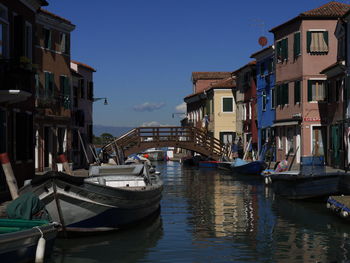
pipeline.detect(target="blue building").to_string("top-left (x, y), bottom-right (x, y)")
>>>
top-left (250, 46), bottom-right (275, 157)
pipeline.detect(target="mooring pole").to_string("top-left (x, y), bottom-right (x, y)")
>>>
top-left (0, 153), bottom-right (18, 200)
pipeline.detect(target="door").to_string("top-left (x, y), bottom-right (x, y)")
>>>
top-left (312, 126), bottom-right (327, 158)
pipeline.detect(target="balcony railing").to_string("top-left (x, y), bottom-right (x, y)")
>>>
top-left (0, 58), bottom-right (35, 93)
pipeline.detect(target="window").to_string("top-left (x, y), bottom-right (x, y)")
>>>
top-left (294, 32), bottom-right (301, 58)
top-left (308, 80), bottom-right (326, 102)
top-left (276, 83), bottom-right (289, 106)
top-left (294, 81), bottom-right (301, 104)
top-left (277, 38), bottom-right (288, 62)
top-left (222, 97), bottom-right (233, 112)
top-left (43, 28), bottom-right (52, 49)
top-left (220, 132), bottom-right (235, 145)
top-left (271, 87), bottom-right (276, 109)
top-left (262, 91), bottom-right (267, 111)
top-left (60, 32), bottom-right (69, 54)
top-left (24, 22), bottom-right (32, 60)
top-left (44, 72), bottom-right (54, 98)
top-left (307, 30), bottom-right (328, 54)
top-left (60, 76), bottom-right (70, 109)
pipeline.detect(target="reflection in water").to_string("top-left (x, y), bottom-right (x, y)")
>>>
top-left (49, 212), bottom-right (163, 263)
top-left (48, 162), bottom-right (350, 263)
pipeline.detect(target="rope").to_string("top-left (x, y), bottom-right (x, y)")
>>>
top-left (33, 226), bottom-right (44, 238)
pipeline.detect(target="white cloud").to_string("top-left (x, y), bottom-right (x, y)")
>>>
top-left (133, 102), bottom-right (165, 112)
top-left (141, 121), bottom-right (169, 127)
top-left (175, 102), bottom-right (186, 113)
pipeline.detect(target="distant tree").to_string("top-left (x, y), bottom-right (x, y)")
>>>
top-left (100, 133), bottom-right (115, 144)
top-left (93, 135), bottom-right (102, 145)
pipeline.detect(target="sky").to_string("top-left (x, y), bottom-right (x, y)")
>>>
top-left (46, 0), bottom-right (347, 127)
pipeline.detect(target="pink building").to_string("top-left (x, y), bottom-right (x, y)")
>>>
top-left (270, 1), bottom-right (350, 165)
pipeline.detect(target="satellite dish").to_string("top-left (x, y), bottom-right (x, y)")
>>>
top-left (258, 36), bottom-right (268, 48)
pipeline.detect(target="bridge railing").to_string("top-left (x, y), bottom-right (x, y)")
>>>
top-left (102, 126), bottom-right (228, 158)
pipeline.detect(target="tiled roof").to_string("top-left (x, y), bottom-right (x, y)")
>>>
top-left (192, 72), bottom-right (231, 81)
top-left (71, 60), bottom-right (96, 72)
top-left (270, 1), bottom-right (350, 32)
top-left (210, 77), bottom-right (236, 88)
top-left (185, 77), bottom-right (236, 99)
top-left (232, 61), bottom-right (256, 74)
top-left (39, 9), bottom-right (74, 25)
top-left (250, 45), bottom-right (274, 58)
top-left (301, 1), bottom-right (350, 17)
top-left (320, 61), bottom-right (345, 74)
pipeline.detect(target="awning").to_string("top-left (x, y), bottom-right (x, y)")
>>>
top-left (272, 121), bottom-right (299, 127)
top-left (0, 90), bottom-right (32, 104)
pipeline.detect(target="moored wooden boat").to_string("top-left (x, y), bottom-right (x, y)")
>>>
top-left (265, 171), bottom-right (343, 199)
top-left (230, 158), bottom-right (267, 175)
top-left (327, 195), bottom-right (350, 219)
top-left (0, 219), bottom-right (58, 263)
top-left (19, 164), bottom-right (163, 234)
top-left (198, 160), bottom-right (219, 168)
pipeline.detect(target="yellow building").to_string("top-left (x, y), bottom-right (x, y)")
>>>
top-left (184, 73), bottom-right (237, 145)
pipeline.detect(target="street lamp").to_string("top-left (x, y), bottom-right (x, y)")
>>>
top-left (93, 97), bottom-right (108, 105)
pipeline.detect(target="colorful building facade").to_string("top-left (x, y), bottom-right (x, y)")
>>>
top-left (250, 46), bottom-right (276, 155)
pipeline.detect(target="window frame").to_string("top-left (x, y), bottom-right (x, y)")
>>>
top-left (307, 29), bottom-right (329, 54)
top-left (307, 78), bottom-right (327, 102)
top-left (222, 96), bottom-right (234, 113)
top-left (293, 31), bottom-right (301, 58)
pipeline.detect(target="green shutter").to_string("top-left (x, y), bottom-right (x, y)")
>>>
top-left (49, 73), bottom-right (54, 97)
top-left (307, 31), bottom-right (311, 53)
top-left (323, 31), bottom-right (329, 48)
top-left (308, 80), bottom-right (312, 101)
top-left (294, 32), bottom-right (300, 58)
top-left (63, 77), bottom-right (70, 109)
top-left (206, 99), bottom-right (210, 115)
top-left (276, 85), bottom-right (280, 106)
top-left (277, 41), bottom-right (281, 59)
top-left (294, 81), bottom-right (300, 104)
top-left (48, 30), bottom-right (52, 50)
top-left (284, 38), bottom-right (288, 60)
top-left (285, 83), bottom-right (289, 105)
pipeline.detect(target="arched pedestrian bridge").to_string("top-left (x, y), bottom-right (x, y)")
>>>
top-left (102, 126), bottom-right (228, 161)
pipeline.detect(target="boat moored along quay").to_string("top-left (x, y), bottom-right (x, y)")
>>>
top-left (0, 219), bottom-right (59, 263)
top-left (19, 165), bottom-right (163, 234)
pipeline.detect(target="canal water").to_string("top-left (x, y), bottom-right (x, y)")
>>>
top-left (49, 162), bottom-right (350, 263)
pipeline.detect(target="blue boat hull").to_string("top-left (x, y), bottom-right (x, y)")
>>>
top-left (198, 161), bottom-right (218, 168)
top-left (231, 161), bottom-right (266, 175)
